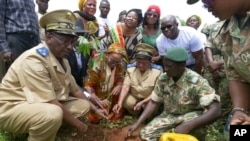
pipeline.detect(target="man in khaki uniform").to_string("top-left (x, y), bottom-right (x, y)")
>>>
top-left (126, 47), bottom-right (221, 141)
top-left (113, 43), bottom-right (162, 116)
top-left (0, 9), bottom-right (106, 141)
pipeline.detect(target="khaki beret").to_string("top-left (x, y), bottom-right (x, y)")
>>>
top-left (187, 0), bottom-right (199, 4)
top-left (40, 9), bottom-right (77, 36)
top-left (164, 47), bottom-right (188, 62)
top-left (135, 43), bottom-right (156, 60)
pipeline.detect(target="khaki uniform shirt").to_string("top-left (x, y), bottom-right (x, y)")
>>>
top-left (0, 43), bottom-right (79, 118)
top-left (151, 68), bottom-right (220, 115)
top-left (124, 64), bottom-right (162, 99)
top-left (220, 12), bottom-right (250, 83)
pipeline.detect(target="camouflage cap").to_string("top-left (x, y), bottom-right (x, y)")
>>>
top-left (40, 9), bottom-right (77, 36)
top-left (135, 43), bottom-right (156, 60)
top-left (187, 0), bottom-right (199, 4)
top-left (164, 47), bottom-right (188, 62)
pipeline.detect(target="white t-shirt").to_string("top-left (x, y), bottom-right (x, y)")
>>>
top-left (198, 32), bottom-right (207, 49)
top-left (156, 26), bottom-right (203, 66)
top-left (97, 16), bottom-right (113, 37)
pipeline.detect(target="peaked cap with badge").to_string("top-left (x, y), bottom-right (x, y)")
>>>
top-left (40, 9), bottom-right (77, 36)
top-left (135, 43), bottom-right (156, 60)
top-left (164, 47), bottom-right (189, 62)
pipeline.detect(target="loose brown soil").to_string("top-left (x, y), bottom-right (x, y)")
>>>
top-left (56, 123), bottom-right (143, 141)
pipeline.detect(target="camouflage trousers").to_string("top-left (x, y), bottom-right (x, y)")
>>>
top-left (203, 68), bottom-right (231, 116)
top-left (140, 111), bottom-right (206, 141)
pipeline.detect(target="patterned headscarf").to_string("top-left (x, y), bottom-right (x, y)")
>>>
top-left (106, 43), bottom-right (128, 61)
top-left (78, 0), bottom-right (97, 11)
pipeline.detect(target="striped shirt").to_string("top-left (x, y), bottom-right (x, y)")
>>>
top-left (0, 0), bottom-right (39, 53)
top-left (101, 29), bottom-right (142, 63)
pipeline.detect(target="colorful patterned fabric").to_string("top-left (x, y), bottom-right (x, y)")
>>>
top-left (101, 23), bottom-right (142, 63)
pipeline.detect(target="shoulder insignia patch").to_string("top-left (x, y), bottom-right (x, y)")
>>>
top-left (36, 47), bottom-right (49, 57)
top-left (127, 63), bottom-right (136, 68)
top-left (151, 64), bottom-right (162, 70)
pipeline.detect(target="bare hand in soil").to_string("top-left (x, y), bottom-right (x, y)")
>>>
top-left (113, 103), bottom-right (122, 115)
top-left (90, 94), bottom-right (104, 109)
top-left (95, 108), bottom-right (108, 119)
top-left (76, 123), bottom-right (88, 139)
top-left (101, 99), bottom-right (110, 108)
top-left (126, 124), bottom-right (138, 138)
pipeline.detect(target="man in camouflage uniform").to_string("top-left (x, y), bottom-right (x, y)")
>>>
top-left (187, 0), bottom-right (250, 126)
top-left (202, 21), bottom-right (231, 116)
top-left (126, 47), bottom-right (221, 141)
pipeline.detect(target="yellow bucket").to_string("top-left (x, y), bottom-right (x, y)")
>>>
top-left (159, 133), bottom-right (199, 141)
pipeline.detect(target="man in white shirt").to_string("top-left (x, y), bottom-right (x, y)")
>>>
top-left (156, 15), bottom-right (204, 74)
top-left (97, 0), bottom-right (113, 38)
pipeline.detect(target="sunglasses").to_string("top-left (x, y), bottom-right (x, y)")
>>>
top-left (147, 12), bottom-right (158, 18)
top-left (160, 25), bottom-right (173, 30)
top-left (202, 0), bottom-right (214, 9)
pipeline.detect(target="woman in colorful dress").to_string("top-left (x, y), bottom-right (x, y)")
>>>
top-left (84, 43), bottom-right (128, 123)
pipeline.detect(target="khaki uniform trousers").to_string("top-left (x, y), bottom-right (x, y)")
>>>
top-left (123, 94), bottom-right (142, 116)
top-left (0, 99), bottom-right (90, 141)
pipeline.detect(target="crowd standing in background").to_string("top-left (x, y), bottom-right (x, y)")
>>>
top-left (1, 0), bottom-right (250, 140)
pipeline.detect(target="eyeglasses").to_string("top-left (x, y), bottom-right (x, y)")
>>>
top-left (147, 12), bottom-right (158, 18)
top-left (202, 0), bottom-right (214, 9)
top-left (160, 25), bottom-right (173, 30)
top-left (51, 32), bottom-right (78, 47)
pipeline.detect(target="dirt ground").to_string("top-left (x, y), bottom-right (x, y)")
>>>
top-left (56, 123), bottom-right (143, 141)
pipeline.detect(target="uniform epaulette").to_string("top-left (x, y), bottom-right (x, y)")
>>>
top-left (151, 64), bottom-right (162, 70)
top-left (127, 63), bottom-right (136, 68)
top-left (36, 47), bottom-right (49, 57)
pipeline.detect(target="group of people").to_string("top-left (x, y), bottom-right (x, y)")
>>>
top-left (0, 0), bottom-right (250, 140)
